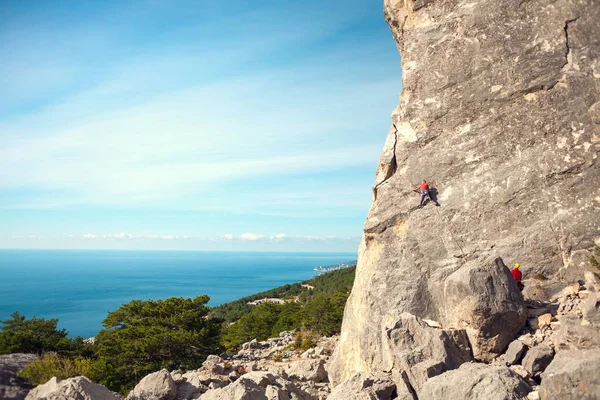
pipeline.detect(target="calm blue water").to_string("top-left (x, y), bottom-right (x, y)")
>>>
top-left (0, 250), bottom-right (356, 338)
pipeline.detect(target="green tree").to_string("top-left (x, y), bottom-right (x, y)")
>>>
top-left (299, 286), bottom-right (349, 336)
top-left (93, 295), bottom-right (222, 394)
top-left (0, 312), bottom-right (75, 355)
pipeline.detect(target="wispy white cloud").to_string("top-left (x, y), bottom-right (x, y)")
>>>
top-left (11, 235), bottom-right (43, 239)
top-left (239, 233), bottom-right (265, 241)
top-left (68, 232), bottom-right (360, 243)
top-left (0, 73), bottom-right (394, 210)
top-left (79, 233), bottom-right (190, 240)
top-left (0, 0), bottom-right (399, 250)
top-left (269, 233), bottom-right (288, 242)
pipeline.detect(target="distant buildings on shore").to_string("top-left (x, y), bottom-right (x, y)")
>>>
top-left (313, 260), bottom-right (357, 275)
top-left (247, 298), bottom-right (286, 306)
top-left (246, 260), bottom-right (356, 306)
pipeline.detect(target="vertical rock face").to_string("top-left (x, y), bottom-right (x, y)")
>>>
top-left (329, 0), bottom-right (600, 388)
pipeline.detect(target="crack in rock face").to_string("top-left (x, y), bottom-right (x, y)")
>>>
top-left (328, 0), bottom-right (600, 394)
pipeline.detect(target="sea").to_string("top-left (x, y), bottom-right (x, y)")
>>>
top-left (0, 250), bottom-right (356, 338)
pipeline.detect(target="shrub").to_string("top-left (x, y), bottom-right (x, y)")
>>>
top-left (590, 245), bottom-right (600, 270)
top-left (298, 287), bottom-right (349, 336)
top-left (288, 330), bottom-right (320, 352)
top-left (19, 352), bottom-right (94, 386)
top-left (534, 273), bottom-right (547, 280)
top-left (271, 351), bottom-right (284, 362)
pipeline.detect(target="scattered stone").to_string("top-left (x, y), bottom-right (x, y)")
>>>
top-left (200, 376), bottom-right (266, 400)
top-left (522, 346), bottom-right (554, 376)
top-left (207, 381), bottom-right (225, 390)
top-left (504, 340), bottom-right (527, 366)
top-left (201, 373), bottom-right (312, 400)
top-left (553, 315), bottom-right (600, 351)
top-left (301, 348), bottom-right (316, 359)
top-left (284, 359), bottom-right (327, 383)
top-left (241, 372), bottom-right (275, 388)
top-left (25, 376), bottom-right (121, 400)
top-left (554, 284), bottom-right (582, 300)
top-left (518, 334), bottom-right (535, 348)
top-left (528, 314), bottom-right (552, 330)
top-left (228, 371), bottom-right (240, 382)
top-left (174, 376), bottom-right (205, 400)
top-left (242, 339), bottom-right (260, 351)
top-left (326, 372), bottom-right (398, 400)
top-left (170, 371), bottom-right (184, 384)
top-left (526, 390), bottom-right (540, 400)
top-left (422, 319), bottom-right (442, 328)
top-left (509, 365), bottom-right (529, 380)
top-left (539, 349), bottom-right (600, 400)
top-left (202, 355), bottom-right (225, 375)
top-left (127, 369), bottom-right (177, 400)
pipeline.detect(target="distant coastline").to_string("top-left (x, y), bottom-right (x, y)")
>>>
top-left (313, 260), bottom-right (357, 275)
top-left (0, 250), bottom-right (357, 338)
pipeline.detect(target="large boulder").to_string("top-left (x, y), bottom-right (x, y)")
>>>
top-left (127, 369), bottom-right (177, 400)
top-left (25, 376), bottom-right (120, 400)
top-left (283, 359), bottom-right (327, 383)
top-left (329, 257), bottom-right (523, 385)
top-left (436, 260), bottom-right (527, 360)
top-left (384, 313), bottom-right (473, 393)
top-left (0, 353), bottom-right (37, 400)
top-left (420, 363), bottom-right (531, 400)
top-left (326, 372), bottom-right (400, 400)
top-left (539, 349), bottom-right (600, 400)
top-left (329, 0), bottom-right (600, 386)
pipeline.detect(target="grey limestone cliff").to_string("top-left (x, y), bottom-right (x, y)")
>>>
top-left (329, 0), bottom-right (600, 391)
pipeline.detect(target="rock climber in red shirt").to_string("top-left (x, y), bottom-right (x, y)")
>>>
top-left (415, 180), bottom-right (440, 208)
top-left (511, 263), bottom-right (524, 291)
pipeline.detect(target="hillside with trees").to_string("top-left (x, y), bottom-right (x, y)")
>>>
top-left (0, 265), bottom-right (356, 394)
top-left (211, 265), bottom-right (356, 322)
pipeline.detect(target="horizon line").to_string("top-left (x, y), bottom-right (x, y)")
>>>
top-left (0, 247), bottom-right (358, 254)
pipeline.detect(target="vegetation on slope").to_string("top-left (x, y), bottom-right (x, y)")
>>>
top-left (221, 285), bottom-right (350, 351)
top-left (2, 265), bottom-right (356, 394)
top-left (211, 265), bottom-right (356, 322)
top-left (93, 295), bottom-right (222, 393)
top-left (214, 265), bottom-right (356, 350)
top-left (19, 352), bottom-right (94, 386)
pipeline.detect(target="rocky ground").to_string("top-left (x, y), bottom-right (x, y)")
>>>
top-left (23, 332), bottom-right (337, 400)
top-left (0, 353), bottom-right (38, 400)
top-left (18, 271), bottom-right (600, 399)
top-left (327, 272), bottom-right (600, 400)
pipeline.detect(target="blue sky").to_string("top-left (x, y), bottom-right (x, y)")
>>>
top-left (0, 0), bottom-right (401, 252)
